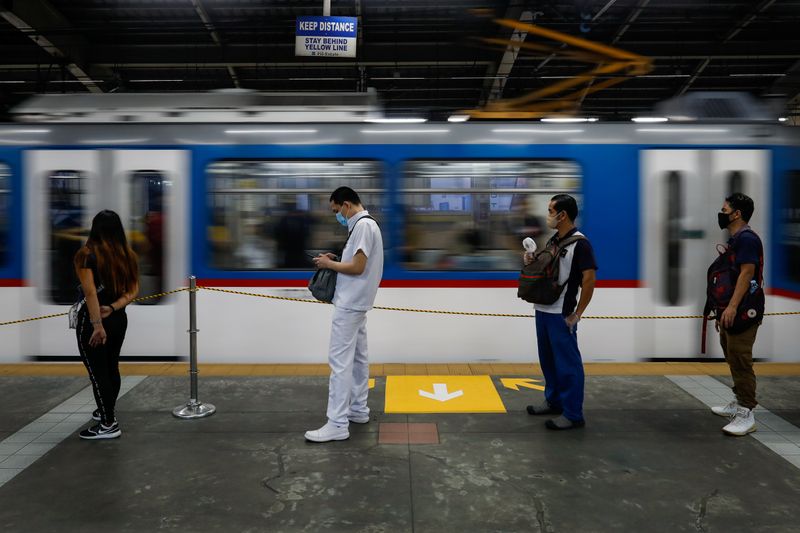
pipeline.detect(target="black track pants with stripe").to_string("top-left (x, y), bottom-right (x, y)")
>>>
top-left (76, 308), bottom-right (127, 426)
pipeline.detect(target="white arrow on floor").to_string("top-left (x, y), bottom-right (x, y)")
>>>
top-left (418, 383), bottom-right (464, 402)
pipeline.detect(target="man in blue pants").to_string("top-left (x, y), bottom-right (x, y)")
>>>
top-left (524, 194), bottom-right (597, 430)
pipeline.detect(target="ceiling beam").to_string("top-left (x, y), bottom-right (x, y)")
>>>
top-left (611, 0), bottom-right (650, 44)
top-left (676, 58), bottom-right (710, 96)
top-left (189, 0), bottom-right (240, 88)
top-left (485, 10), bottom-right (533, 104)
top-left (89, 61), bottom-right (495, 69)
top-left (768, 59), bottom-right (800, 102)
top-left (724, 0), bottom-right (777, 42)
top-left (0, 0), bottom-right (111, 93)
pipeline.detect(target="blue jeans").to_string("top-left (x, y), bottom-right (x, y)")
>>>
top-left (535, 311), bottom-right (585, 422)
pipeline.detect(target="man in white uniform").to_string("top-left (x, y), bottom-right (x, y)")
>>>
top-left (305, 187), bottom-right (383, 442)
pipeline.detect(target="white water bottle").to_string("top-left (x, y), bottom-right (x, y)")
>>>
top-left (523, 237), bottom-right (537, 254)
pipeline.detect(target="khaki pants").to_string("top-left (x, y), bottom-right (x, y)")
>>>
top-left (719, 324), bottom-right (760, 409)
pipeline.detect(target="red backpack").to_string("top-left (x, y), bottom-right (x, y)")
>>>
top-left (704, 228), bottom-right (764, 334)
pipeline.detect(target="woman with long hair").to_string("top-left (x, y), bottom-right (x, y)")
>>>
top-left (74, 210), bottom-right (139, 440)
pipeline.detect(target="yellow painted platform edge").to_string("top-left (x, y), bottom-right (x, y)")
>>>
top-left (1, 362), bottom-right (799, 377)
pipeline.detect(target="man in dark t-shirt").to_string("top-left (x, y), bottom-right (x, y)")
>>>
top-left (710, 193), bottom-right (764, 437)
top-left (524, 194), bottom-right (597, 430)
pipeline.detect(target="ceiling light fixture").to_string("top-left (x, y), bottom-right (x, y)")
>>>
top-left (0, 129), bottom-right (51, 134)
top-left (224, 129), bottom-right (318, 134)
top-left (541, 117), bottom-right (598, 123)
top-left (491, 128), bottom-right (583, 134)
top-left (631, 117), bottom-right (668, 123)
top-left (363, 117), bottom-right (427, 124)
top-left (636, 128), bottom-right (729, 133)
top-left (729, 73), bottom-right (786, 77)
top-left (360, 129), bottom-right (449, 134)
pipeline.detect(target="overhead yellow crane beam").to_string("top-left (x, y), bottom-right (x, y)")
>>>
top-left (466, 17), bottom-right (653, 119)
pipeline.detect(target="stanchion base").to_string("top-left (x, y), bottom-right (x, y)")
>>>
top-left (173, 401), bottom-right (216, 419)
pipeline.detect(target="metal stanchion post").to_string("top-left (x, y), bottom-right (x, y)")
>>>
top-left (173, 276), bottom-right (216, 419)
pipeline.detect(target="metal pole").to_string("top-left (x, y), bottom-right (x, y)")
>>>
top-left (173, 276), bottom-right (216, 419)
top-left (323, 0), bottom-right (330, 16)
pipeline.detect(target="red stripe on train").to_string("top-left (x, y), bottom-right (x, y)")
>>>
top-left (0, 279), bottom-right (25, 287)
top-left (196, 278), bottom-right (641, 289)
top-left (768, 288), bottom-right (800, 300)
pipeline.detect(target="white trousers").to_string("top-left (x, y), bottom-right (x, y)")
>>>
top-left (326, 306), bottom-right (370, 426)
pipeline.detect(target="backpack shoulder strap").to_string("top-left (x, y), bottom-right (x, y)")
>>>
top-left (555, 234), bottom-right (585, 249)
top-left (729, 228), bottom-right (764, 284)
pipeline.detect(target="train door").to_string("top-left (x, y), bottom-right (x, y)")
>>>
top-left (24, 150), bottom-right (188, 359)
top-left (639, 149), bottom-right (769, 358)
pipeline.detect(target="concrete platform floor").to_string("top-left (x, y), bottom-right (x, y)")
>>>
top-left (1, 373), bottom-right (799, 532)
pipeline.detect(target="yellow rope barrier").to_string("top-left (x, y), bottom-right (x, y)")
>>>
top-left (1, 284), bottom-right (798, 326)
top-left (0, 287), bottom-right (189, 326)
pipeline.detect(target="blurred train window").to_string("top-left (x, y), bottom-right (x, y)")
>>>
top-left (49, 171), bottom-right (85, 304)
top-left (401, 160), bottom-right (581, 270)
top-left (0, 164), bottom-right (9, 267)
top-left (785, 171), bottom-right (800, 284)
top-left (207, 161), bottom-right (384, 270)
top-left (664, 171), bottom-right (682, 306)
top-left (727, 170), bottom-right (745, 196)
top-left (130, 171), bottom-right (169, 303)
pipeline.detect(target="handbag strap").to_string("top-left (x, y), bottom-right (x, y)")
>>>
top-left (75, 283), bottom-right (105, 306)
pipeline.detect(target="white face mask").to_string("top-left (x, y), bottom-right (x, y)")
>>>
top-left (546, 212), bottom-right (561, 229)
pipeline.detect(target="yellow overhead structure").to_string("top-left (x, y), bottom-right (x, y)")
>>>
top-left (466, 17), bottom-right (653, 119)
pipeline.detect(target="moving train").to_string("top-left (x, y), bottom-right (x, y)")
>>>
top-left (0, 91), bottom-right (798, 363)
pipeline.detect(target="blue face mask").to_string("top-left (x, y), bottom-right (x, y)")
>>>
top-left (335, 204), bottom-right (348, 227)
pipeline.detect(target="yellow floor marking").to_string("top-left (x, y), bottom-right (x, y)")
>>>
top-left (369, 378), bottom-right (375, 389)
top-left (500, 378), bottom-right (545, 391)
top-left (385, 375), bottom-right (506, 414)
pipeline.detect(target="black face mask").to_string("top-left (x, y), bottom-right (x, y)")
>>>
top-left (717, 212), bottom-right (732, 230)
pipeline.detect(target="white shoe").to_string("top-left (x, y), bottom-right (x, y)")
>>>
top-left (722, 406), bottom-right (756, 436)
top-left (712, 400), bottom-right (738, 418)
top-left (304, 422), bottom-right (349, 442)
top-left (348, 412), bottom-right (370, 424)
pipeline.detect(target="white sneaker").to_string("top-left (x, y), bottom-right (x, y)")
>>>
top-left (348, 412), bottom-right (370, 424)
top-left (304, 422), bottom-right (349, 442)
top-left (711, 400), bottom-right (738, 418)
top-left (722, 406), bottom-right (756, 436)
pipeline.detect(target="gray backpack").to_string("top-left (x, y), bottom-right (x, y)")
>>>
top-left (517, 235), bottom-right (584, 305)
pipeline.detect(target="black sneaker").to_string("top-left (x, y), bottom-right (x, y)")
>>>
top-left (526, 402), bottom-right (563, 416)
top-left (79, 421), bottom-right (121, 440)
top-left (91, 409), bottom-right (101, 422)
top-left (545, 415), bottom-right (585, 430)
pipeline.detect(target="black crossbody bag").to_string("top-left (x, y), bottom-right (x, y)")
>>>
top-left (308, 216), bottom-right (376, 303)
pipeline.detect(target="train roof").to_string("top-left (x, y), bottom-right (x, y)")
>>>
top-left (0, 121), bottom-right (797, 147)
top-left (9, 90), bottom-right (383, 124)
